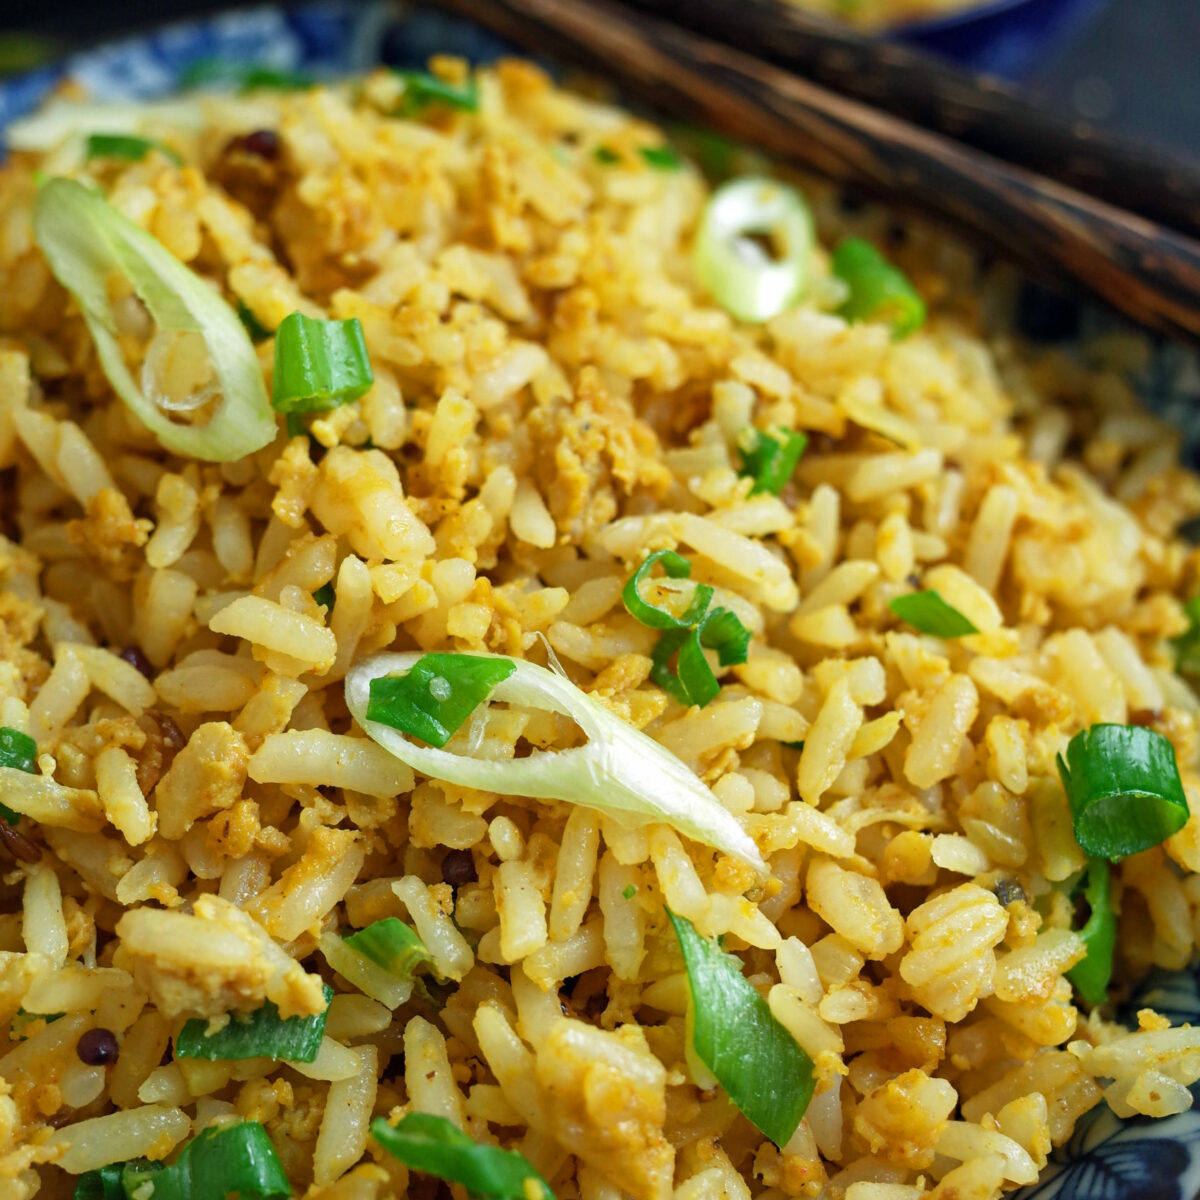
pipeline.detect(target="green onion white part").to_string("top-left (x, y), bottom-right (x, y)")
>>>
top-left (346, 651), bottom-right (765, 871)
top-left (33, 178), bottom-right (276, 461)
top-left (693, 177), bottom-right (814, 323)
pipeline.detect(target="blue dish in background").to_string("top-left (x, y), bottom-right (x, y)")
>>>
top-left (3, 5), bottom-right (1200, 1198)
top-left (894, 0), bottom-right (1112, 78)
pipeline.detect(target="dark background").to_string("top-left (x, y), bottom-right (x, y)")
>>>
top-left (0, 0), bottom-right (1194, 156)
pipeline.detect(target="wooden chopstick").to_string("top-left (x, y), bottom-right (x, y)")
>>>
top-left (623, 0), bottom-right (1200, 243)
top-left (433, 0), bottom-right (1200, 345)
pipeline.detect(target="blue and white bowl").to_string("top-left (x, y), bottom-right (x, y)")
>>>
top-left (2, 6), bottom-right (1198, 1196)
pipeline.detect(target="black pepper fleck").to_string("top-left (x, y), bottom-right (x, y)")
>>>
top-left (441, 849), bottom-right (477, 888)
top-left (76, 1028), bottom-right (119, 1066)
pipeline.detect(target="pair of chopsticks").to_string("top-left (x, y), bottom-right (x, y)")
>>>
top-left (434, 0), bottom-right (1200, 344)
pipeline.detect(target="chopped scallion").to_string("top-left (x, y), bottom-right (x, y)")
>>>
top-left (371, 1114), bottom-right (553, 1200)
top-left (693, 177), bottom-right (814, 323)
top-left (237, 301), bottom-right (270, 344)
top-left (0, 726), bottom-right (37, 825)
top-left (312, 582), bottom-right (336, 612)
top-left (344, 917), bottom-right (432, 980)
top-left (832, 237), bottom-right (926, 339)
top-left (1172, 596), bottom-right (1200, 675)
top-left (180, 59), bottom-right (314, 92)
top-left (175, 985), bottom-right (332, 1062)
top-left (622, 883), bottom-right (637, 900)
top-left (668, 910), bottom-right (814, 1145)
top-left (272, 312), bottom-right (374, 415)
top-left (1058, 724), bottom-right (1190, 860)
top-left (33, 178), bottom-right (276, 461)
top-left (394, 70), bottom-right (478, 115)
top-left (74, 1163), bottom-right (127, 1200)
top-left (86, 133), bottom-right (182, 165)
top-left (888, 590), bottom-right (979, 638)
top-left (1066, 859), bottom-right (1116, 1006)
top-left (367, 653), bottom-right (515, 749)
top-left (347, 652), bottom-right (765, 869)
top-left (622, 549), bottom-right (713, 632)
top-left (121, 1122), bottom-right (291, 1200)
top-left (739, 427), bottom-right (807, 495)
top-left (594, 145), bottom-right (681, 170)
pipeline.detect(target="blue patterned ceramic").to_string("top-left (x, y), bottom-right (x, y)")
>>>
top-left (2, 6), bottom-right (1198, 1197)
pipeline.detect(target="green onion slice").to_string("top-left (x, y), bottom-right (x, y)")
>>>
top-left (372, 1114), bottom-right (552, 1200)
top-left (344, 917), bottom-right (433, 979)
top-left (121, 1122), bottom-right (291, 1200)
top-left (1172, 596), bottom-right (1200, 675)
top-left (1066, 859), bottom-right (1117, 1007)
top-left (693, 177), bottom-right (814, 323)
top-left (346, 652), bottom-right (764, 869)
top-left (595, 145), bottom-right (681, 170)
top-left (652, 627), bottom-right (720, 709)
top-left (832, 237), bottom-right (926, 339)
top-left (1057, 723), bottom-right (1190, 860)
top-left (0, 726), bottom-right (37, 825)
top-left (622, 550), bottom-right (713, 632)
top-left (271, 312), bottom-right (374, 415)
top-left (394, 70), bottom-right (479, 115)
top-left (367, 654), bottom-right (516, 749)
top-left (888, 590), bottom-right (979, 638)
top-left (739, 428), bottom-right (808, 495)
top-left (312, 582), bottom-right (336, 612)
top-left (86, 133), bottom-right (182, 165)
top-left (33, 178), bottom-right (276, 462)
top-left (668, 910), bottom-right (814, 1146)
top-left (237, 301), bottom-right (271, 344)
top-left (175, 984), bottom-right (332, 1062)
top-left (180, 59), bottom-right (314, 92)
top-left (74, 1164), bottom-right (127, 1200)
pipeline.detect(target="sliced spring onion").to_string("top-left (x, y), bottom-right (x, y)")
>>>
top-left (344, 917), bottom-right (432, 979)
top-left (739, 428), bottom-right (808, 495)
top-left (175, 984), bottom-right (332, 1062)
top-left (312, 582), bottom-right (336, 612)
top-left (272, 312), bottom-right (374, 415)
top-left (1057, 724), bottom-right (1190, 860)
top-left (33, 178), bottom-right (276, 462)
top-left (1172, 596), bottom-right (1200, 675)
top-left (121, 1122), bottom-right (291, 1200)
top-left (622, 884), bottom-right (637, 899)
top-left (237, 301), bottom-right (271, 344)
top-left (86, 133), bottom-right (182, 165)
top-left (372, 1114), bottom-right (553, 1200)
top-left (346, 652), bottom-right (764, 869)
top-left (74, 1164), bottom-right (127, 1200)
top-left (0, 726), bottom-right (37, 825)
top-left (652, 627), bottom-right (720, 709)
top-left (1066, 859), bottom-right (1116, 1007)
top-left (180, 59), bottom-right (314, 92)
top-left (394, 70), bottom-right (479, 115)
top-left (888, 590), bottom-right (979, 638)
top-left (622, 550), bottom-right (713, 631)
top-left (668, 910), bottom-right (814, 1146)
top-left (832, 237), bottom-right (926, 339)
top-left (367, 654), bottom-right (516, 749)
top-left (693, 177), bottom-right (814, 323)
top-left (594, 145), bottom-right (681, 170)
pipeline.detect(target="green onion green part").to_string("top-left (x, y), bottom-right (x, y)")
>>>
top-left (739, 428), bottom-right (807, 495)
top-left (668, 909), bottom-right (814, 1145)
top-left (175, 985), bottom-right (332, 1062)
top-left (1172, 596), bottom-right (1200, 675)
top-left (693, 177), bottom-right (814, 323)
top-left (622, 549), bottom-right (713, 632)
top-left (888, 590), bottom-right (979, 638)
top-left (312, 582), bottom-right (336, 612)
top-left (344, 917), bottom-right (432, 980)
top-left (180, 59), bottom-right (314, 92)
top-left (74, 1164), bottom-right (127, 1200)
top-left (86, 133), bottom-right (182, 166)
top-left (1057, 723), bottom-right (1190, 860)
top-left (1066, 859), bottom-right (1117, 1006)
top-left (121, 1122), bottom-right (291, 1200)
top-left (394, 70), bottom-right (478, 115)
top-left (33, 178), bottom-right (276, 462)
top-left (832, 237), bottom-right (926, 339)
top-left (371, 1113), bottom-right (553, 1200)
top-left (366, 653), bottom-right (516, 749)
top-left (271, 312), bottom-right (374, 415)
top-left (622, 884), bottom-right (637, 899)
top-left (594, 145), bottom-right (681, 170)
top-left (237, 301), bottom-right (271, 344)
top-left (0, 726), bottom-right (37, 824)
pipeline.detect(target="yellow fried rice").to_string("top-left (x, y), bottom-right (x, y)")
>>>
top-left (1, 56), bottom-right (1200, 1200)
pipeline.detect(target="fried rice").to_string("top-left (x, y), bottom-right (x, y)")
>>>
top-left (1, 54), bottom-right (1200, 1200)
